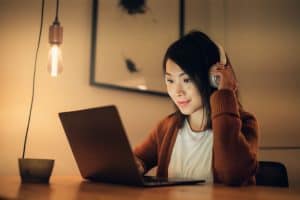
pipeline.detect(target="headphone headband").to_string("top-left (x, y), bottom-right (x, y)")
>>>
top-left (215, 43), bottom-right (227, 65)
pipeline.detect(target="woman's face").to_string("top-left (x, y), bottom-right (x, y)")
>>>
top-left (165, 59), bottom-right (203, 115)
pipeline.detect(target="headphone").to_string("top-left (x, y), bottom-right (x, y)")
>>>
top-left (209, 43), bottom-right (227, 88)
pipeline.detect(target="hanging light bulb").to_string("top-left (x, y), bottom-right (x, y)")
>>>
top-left (48, 0), bottom-right (63, 77)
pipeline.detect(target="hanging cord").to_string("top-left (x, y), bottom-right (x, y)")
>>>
top-left (54, 0), bottom-right (60, 24)
top-left (22, 0), bottom-right (45, 159)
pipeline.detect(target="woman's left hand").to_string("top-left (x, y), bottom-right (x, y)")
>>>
top-left (210, 55), bottom-right (238, 91)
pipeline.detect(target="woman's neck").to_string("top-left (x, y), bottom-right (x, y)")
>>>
top-left (187, 108), bottom-right (207, 132)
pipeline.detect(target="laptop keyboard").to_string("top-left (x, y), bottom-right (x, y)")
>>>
top-left (142, 175), bottom-right (205, 186)
top-left (143, 176), bottom-right (170, 184)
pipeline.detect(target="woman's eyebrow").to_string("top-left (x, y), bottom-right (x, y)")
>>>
top-left (165, 72), bottom-right (186, 77)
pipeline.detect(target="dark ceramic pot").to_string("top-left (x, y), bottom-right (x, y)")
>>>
top-left (18, 158), bottom-right (54, 183)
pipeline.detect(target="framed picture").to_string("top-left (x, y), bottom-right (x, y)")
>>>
top-left (90, 0), bottom-right (184, 96)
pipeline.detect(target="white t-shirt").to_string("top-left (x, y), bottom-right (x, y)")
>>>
top-left (168, 119), bottom-right (213, 183)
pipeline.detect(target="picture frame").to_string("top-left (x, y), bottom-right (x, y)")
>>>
top-left (90, 0), bottom-right (185, 96)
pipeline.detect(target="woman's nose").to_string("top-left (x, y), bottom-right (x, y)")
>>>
top-left (175, 83), bottom-right (185, 96)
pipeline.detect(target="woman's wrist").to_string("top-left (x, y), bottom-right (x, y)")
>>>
top-left (210, 89), bottom-right (240, 118)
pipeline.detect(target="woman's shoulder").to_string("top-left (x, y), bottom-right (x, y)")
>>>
top-left (158, 111), bottom-right (181, 127)
top-left (151, 112), bottom-right (181, 138)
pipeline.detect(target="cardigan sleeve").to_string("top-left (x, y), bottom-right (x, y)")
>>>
top-left (133, 121), bottom-right (162, 173)
top-left (210, 89), bottom-right (259, 186)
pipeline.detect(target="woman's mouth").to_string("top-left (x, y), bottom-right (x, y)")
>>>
top-left (177, 100), bottom-right (191, 107)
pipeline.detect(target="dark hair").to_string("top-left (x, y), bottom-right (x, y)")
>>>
top-left (163, 30), bottom-right (240, 130)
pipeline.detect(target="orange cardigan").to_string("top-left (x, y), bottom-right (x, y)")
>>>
top-left (134, 89), bottom-right (259, 186)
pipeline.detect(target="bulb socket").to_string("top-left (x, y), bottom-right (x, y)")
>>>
top-left (49, 22), bottom-right (63, 45)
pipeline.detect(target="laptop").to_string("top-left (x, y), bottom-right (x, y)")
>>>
top-left (58, 105), bottom-right (205, 187)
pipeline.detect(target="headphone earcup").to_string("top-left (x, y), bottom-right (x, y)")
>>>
top-left (209, 43), bottom-right (226, 88)
top-left (209, 74), bottom-right (219, 88)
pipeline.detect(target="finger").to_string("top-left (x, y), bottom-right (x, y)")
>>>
top-left (225, 63), bottom-right (232, 69)
top-left (210, 66), bottom-right (226, 74)
top-left (210, 63), bottom-right (220, 69)
top-left (213, 62), bottom-right (226, 67)
top-left (216, 62), bottom-right (225, 67)
top-left (211, 63), bottom-right (225, 71)
top-left (216, 66), bottom-right (226, 70)
top-left (209, 68), bottom-right (219, 74)
top-left (225, 53), bottom-right (232, 67)
top-left (215, 66), bottom-right (228, 72)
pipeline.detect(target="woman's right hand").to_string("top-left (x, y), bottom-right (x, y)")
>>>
top-left (134, 156), bottom-right (145, 175)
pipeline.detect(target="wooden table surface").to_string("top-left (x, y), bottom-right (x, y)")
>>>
top-left (0, 176), bottom-right (299, 200)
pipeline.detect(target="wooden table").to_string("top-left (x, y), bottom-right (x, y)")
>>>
top-left (0, 176), bottom-right (299, 200)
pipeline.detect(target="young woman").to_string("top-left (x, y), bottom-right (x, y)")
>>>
top-left (134, 31), bottom-right (259, 186)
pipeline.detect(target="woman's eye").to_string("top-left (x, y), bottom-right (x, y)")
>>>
top-left (183, 78), bottom-right (191, 83)
top-left (166, 79), bottom-right (174, 84)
